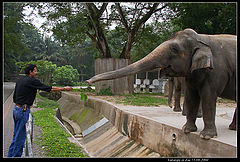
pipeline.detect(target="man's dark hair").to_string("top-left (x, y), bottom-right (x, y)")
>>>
top-left (24, 64), bottom-right (37, 75)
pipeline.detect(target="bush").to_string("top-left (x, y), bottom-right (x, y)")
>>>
top-left (53, 65), bottom-right (79, 86)
top-left (16, 60), bottom-right (57, 85)
top-left (97, 87), bottom-right (114, 96)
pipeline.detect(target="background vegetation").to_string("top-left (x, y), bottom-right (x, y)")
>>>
top-left (4, 2), bottom-right (236, 84)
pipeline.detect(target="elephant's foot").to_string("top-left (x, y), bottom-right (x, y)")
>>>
top-left (200, 128), bottom-right (217, 140)
top-left (229, 122), bottom-right (236, 130)
top-left (173, 106), bottom-right (182, 112)
top-left (182, 122), bottom-right (197, 133)
top-left (229, 108), bottom-right (236, 130)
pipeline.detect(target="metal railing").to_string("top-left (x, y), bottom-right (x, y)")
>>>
top-left (24, 114), bottom-right (33, 157)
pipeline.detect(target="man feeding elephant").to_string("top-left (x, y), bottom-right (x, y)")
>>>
top-left (8, 64), bottom-right (73, 157)
top-left (86, 28), bottom-right (236, 140)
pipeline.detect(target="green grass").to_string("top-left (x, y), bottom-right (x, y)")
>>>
top-left (72, 88), bottom-right (95, 93)
top-left (97, 87), bottom-right (114, 96)
top-left (32, 94), bottom-right (88, 157)
top-left (115, 93), bottom-right (168, 106)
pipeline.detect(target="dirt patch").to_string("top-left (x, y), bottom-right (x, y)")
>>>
top-left (216, 98), bottom-right (236, 108)
top-left (32, 124), bottom-right (47, 158)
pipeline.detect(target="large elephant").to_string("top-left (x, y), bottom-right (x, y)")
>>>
top-left (86, 28), bottom-right (236, 139)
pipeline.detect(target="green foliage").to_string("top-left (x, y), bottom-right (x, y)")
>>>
top-left (169, 3), bottom-right (236, 34)
top-left (3, 3), bottom-right (30, 80)
top-left (72, 88), bottom-right (95, 93)
top-left (131, 21), bottom-right (182, 62)
top-left (16, 60), bottom-right (83, 86)
top-left (4, 3), bottom-right (95, 82)
top-left (32, 94), bottom-right (87, 157)
top-left (16, 60), bottom-right (57, 85)
top-left (52, 65), bottom-right (80, 86)
top-left (4, 2), bottom-right (236, 82)
top-left (80, 93), bottom-right (88, 101)
top-left (28, 3), bottom-right (175, 59)
top-left (97, 87), bottom-right (114, 96)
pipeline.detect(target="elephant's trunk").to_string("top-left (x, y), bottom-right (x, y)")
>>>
top-left (86, 44), bottom-right (165, 85)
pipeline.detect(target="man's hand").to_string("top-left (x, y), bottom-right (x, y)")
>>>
top-left (63, 87), bottom-right (73, 91)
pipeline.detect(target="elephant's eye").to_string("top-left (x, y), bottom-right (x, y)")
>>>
top-left (170, 44), bottom-right (179, 54)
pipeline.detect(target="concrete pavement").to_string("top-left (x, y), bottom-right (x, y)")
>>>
top-left (3, 82), bottom-right (15, 157)
top-left (3, 82), bottom-right (15, 103)
top-left (117, 105), bottom-right (237, 147)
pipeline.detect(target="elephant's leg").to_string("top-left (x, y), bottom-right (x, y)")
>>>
top-left (173, 79), bottom-right (182, 112)
top-left (183, 99), bottom-right (202, 117)
top-left (168, 77), bottom-right (174, 108)
top-left (182, 87), bottom-right (200, 133)
top-left (182, 100), bottom-right (186, 116)
top-left (229, 108), bottom-right (236, 130)
top-left (199, 88), bottom-right (217, 139)
top-left (196, 101), bottom-right (202, 118)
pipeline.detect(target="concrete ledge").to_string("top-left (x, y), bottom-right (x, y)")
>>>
top-left (58, 92), bottom-right (237, 158)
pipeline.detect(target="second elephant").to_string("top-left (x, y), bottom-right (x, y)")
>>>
top-left (168, 77), bottom-right (202, 117)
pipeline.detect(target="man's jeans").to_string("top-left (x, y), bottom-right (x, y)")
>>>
top-left (8, 105), bottom-right (30, 157)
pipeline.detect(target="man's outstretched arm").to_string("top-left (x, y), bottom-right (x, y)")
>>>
top-left (51, 86), bottom-right (73, 92)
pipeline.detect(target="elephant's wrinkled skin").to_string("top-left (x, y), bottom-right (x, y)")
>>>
top-left (86, 29), bottom-right (236, 139)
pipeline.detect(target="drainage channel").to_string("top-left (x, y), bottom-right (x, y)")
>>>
top-left (56, 110), bottom-right (160, 158)
top-left (82, 117), bottom-right (108, 137)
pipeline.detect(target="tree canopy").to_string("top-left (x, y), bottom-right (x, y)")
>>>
top-left (3, 2), bottom-right (236, 82)
top-left (169, 3), bottom-right (236, 34)
top-left (28, 2), bottom-right (175, 59)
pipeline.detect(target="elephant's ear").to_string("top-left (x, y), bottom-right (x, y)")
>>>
top-left (190, 41), bottom-right (214, 72)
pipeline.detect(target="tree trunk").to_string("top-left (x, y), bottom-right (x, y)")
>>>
top-left (96, 26), bottom-right (111, 58)
top-left (119, 31), bottom-right (135, 59)
top-left (84, 3), bottom-right (111, 58)
top-left (117, 3), bottom-right (160, 59)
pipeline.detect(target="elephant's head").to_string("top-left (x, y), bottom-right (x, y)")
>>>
top-left (86, 28), bottom-right (214, 85)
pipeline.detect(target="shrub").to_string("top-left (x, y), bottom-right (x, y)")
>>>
top-left (53, 65), bottom-right (79, 86)
top-left (97, 87), bottom-right (114, 96)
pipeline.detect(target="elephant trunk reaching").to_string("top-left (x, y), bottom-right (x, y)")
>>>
top-left (86, 44), bottom-right (165, 85)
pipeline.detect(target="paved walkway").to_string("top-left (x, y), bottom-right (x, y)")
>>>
top-left (3, 82), bottom-right (15, 157)
top-left (116, 104), bottom-right (237, 147)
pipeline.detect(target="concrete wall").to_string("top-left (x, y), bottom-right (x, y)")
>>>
top-left (58, 92), bottom-right (236, 157)
top-left (94, 58), bottom-right (134, 95)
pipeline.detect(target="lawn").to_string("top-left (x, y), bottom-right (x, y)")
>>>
top-left (112, 93), bottom-right (169, 106)
top-left (31, 94), bottom-right (88, 157)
